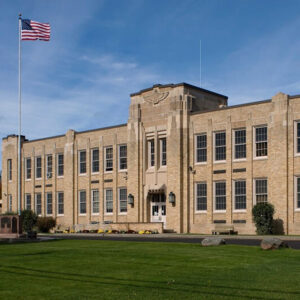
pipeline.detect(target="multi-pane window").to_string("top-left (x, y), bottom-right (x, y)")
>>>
top-left (25, 158), bottom-right (31, 180)
top-left (215, 181), bottom-right (226, 211)
top-left (57, 192), bottom-right (64, 215)
top-left (25, 194), bottom-right (31, 210)
top-left (91, 148), bottom-right (99, 173)
top-left (255, 179), bottom-right (268, 203)
top-left (297, 122), bottom-right (300, 154)
top-left (105, 147), bottom-right (113, 172)
top-left (234, 180), bottom-right (246, 210)
top-left (196, 182), bottom-right (207, 211)
top-left (296, 178), bottom-right (300, 209)
top-left (234, 129), bottom-right (246, 159)
top-left (160, 138), bottom-right (167, 166)
top-left (255, 126), bottom-right (268, 157)
top-left (196, 134), bottom-right (207, 163)
top-left (79, 190), bottom-right (86, 214)
top-left (119, 188), bottom-right (127, 213)
top-left (35, 193), bottom-right (42, 215)
top-left (46, 192), bottom-right (53, 215)
top-left (35, 156), bottom-right (42, 179)
top-left (7, 159), bottom-right (12, 181)
top-left (79, 150), bottom-right (87, 174)
top-left (105, 189), bottom-right (113, 214)
top-left (148, 139), bottom-right (155, 167)
top-left (8, 195), bottom-right (12, 212)
top-left (119, 145), bottom-right (127, 170)
top-left (46, 155), bottom-right (53, 179)
top-left (215, 132), bottom-right (226, 161)
top-left (57, 153), bottom-right (64, 177)
top-left (91, 189), bottom-right (99, 214)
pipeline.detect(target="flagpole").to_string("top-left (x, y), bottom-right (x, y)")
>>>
top-left (18, 13), bottom-right (22, 215)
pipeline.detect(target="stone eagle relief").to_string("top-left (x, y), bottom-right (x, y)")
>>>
top-left (143, 90), bottom-right (169, 105)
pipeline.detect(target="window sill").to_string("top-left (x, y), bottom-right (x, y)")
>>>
top-left (78, 173), bottom-right (87, 177)
top-left (118, 212), bottom-right (127, 215)
top-left (91, 172), bottom-right (100, 175)
top-left (25, 179), bottom-right (31, 182)
top-left (105, 213), bottom-right (113, 216)
top-left (92, 213), bottom-right (100, 216)
top-left (233, 210), bottom-right (247, 213)
top-left (253, 156), bottom-right (268, 161)
top-left (213, 210), bottom-right (226, 213)
top-left (213, 160), bottom-right (226, 164)
top-left (232, 159), bottom-right (246, 163)
top-left (195, 211), bottom-right (207, 214)
top-left (104, 171), bottom-right (113, 174)
top-left (57, 176), bottom-right (64, 179)
top-left (118, 169), bottom-right (127, 173)
top-left (57, 214), bottom-right (64, 217)
top-left (79, 214), bottom-right (87, 216)
top-left (35, 178), bottom-right (42, 181)
top-left (294, 209), bottom-right (300, 212)
top-left (195, 162), bottom-right (207, 166)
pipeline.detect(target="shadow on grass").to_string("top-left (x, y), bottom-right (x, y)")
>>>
top-left (0, 264), bottom-right (298, 299)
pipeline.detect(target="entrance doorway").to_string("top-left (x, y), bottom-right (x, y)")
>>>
top-left (150, 193), bottom-right (166, 229)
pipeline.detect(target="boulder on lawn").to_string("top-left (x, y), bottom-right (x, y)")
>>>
top-left (260, 237), bottom-right (288, 250)
top-left (201, 237), bottom-right (226, 246)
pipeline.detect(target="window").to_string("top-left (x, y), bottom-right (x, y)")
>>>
top-left (8, 194), bottom-right (12, 212)
top-left (234, 180), bottom-right (246, 210)
top-left (57, 192), bottom-right (64, 215)
top-left (91, 148), bottom-right (99, 173)
top-left (46, 192), bottom-right (53, 215)
top-left (25, 194), bottom-right (31, 210)
top-left (255, 179), bottom-right (268, 203)
top-left (91, 189), bottom-right (99, 214)
top-left (119, 145), bottom-right (127, 170)
top-left (296, 178), bottom-right (300, 210)
top-left (25, 158), bottom-right (31, 180)
top-left (234, 129), bottom-right (246, 159)
top-left (160, 138), bottom-right (167, 166)
top-left (57, 153), bottom-right (64, 177)
top-left (296, 122), bottom-right (300, 154)
top-left (119, 188), bottom-right (127, 213)
top-left (35, 193), bottom-right (42, 215)
top-left (148, 139), bottom-right (155, 167)
top-left (7, 159), bottom-right (12, 181)
top-left (35, 156), bottom-right (42, 179)
top-left (79, 190), bottom-right (86, 214)
top-left (105, 189), bottom-right (113, 214)
top-left (215, 132), bottom-right (226, 161)
top-left (46, 155), bottom-right (52, 179)
top-left (255, 126), bottom-right (267, 157)
top-left (105, 147), bottom-right (113, 172)
top-left (79, 150), bottom-right (87, 174)
top-left (196, 182), bottom-right (207, 211)
top-left (196, 134), bottom-right (207, 163)
top-left (215, 181), bottom-right (226, 211)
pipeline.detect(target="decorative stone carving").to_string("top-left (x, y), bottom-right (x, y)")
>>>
top-left (143, 90), bottom-right (169, 105)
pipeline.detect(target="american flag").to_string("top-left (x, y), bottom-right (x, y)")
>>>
top-left (21, 19), bottom-right (50, 41)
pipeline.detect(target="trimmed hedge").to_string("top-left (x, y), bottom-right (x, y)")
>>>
top-left (252, 202), bottom-right (275, 235)
top-left (37, 217), bottom-right (56, 233)
top-left (20, 210), bottom-right (38, 233)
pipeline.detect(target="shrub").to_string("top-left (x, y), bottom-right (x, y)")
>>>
top-left (20, 210), bottom-right (38, 233)
top-left (252, 202), bottom-right (275, 235)
top-left (37, 217), bottom-right (56, 233)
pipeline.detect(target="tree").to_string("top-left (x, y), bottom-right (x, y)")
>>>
top-left (20, 210), bottom-right (38, 233)
top-left (252, 202), bottom-right (275, 235)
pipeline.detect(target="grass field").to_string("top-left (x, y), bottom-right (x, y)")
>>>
top-left (0, 240), bottom-right (299, 299)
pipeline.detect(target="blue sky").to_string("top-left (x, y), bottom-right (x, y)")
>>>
top-left (1, 0), bottom-right (300, 168)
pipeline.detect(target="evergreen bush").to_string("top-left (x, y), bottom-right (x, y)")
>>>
top-left (20, 210), bottom-right (38, 233)
top-left (252, 202), bottom-right (275, 235)
top-left (37, 217), bottom-right (56, 233)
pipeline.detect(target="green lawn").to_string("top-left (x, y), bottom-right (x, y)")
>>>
top-left (0, 240), bottom-right (299, 299)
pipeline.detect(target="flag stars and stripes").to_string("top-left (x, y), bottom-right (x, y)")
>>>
top-left (21, 19), bottom-right (51, 41)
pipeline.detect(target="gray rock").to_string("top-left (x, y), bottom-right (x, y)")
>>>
top-left (201, 237), bottom-right (226, 246)
top-left (260, 237), bottom-right (288, 250)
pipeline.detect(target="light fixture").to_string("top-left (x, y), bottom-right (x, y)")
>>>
top-left (128, 194), bottom-right (134, 207)
top-left (168, 192), bottom-right (175, 205)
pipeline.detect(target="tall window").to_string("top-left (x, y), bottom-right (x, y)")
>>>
top-left (105, 147), bottom-right (113, 172)
top-left (79, 190), bottom-right (86, 215)
top-left (234, 180), bottom-right (246, 210)
top-left (196, 134), bottom-right (207, 163)
top-left (234, 129), bottom-right (246, 159)
top-left (57, 192), bottom-right (64, 215)
top-left (119, 145), bottom-right (127, 170)
top-left (296, 177), bottom-right (300, 209)
top-left (215, 181), bottom-right (226, 211)
top-left (46, 155), bottom-right (53, 179)
top-left (79, 150), bottom-right (87, 174)
top-left (91, 148), bottom-right (99, 173)
top-left (57, 153), bottom-right (64, 177)
top-left (255, 126), bottom-right (267, 157)
top-left (148, 139), bottom-right (155, 167)
top-left (215, 132), bottom-right (226, 161)
top-left (25, 194), bottom-right (31, 210)
top-left (25, 158), bottom-right (31, 180)
top-left (35, 156), bottom-right (42, 179)
top-left (255, 179), bottom-right (268, 203)
top-left (46, 192), bottom-right (53, 215)
top-left (7, 159), bottom-right (12, 181)
top-left (91, 189), bottom-right (99, 214)
top-left (35, 193), bottom-right (42, 215)
top-left (196, 182), bottom-right (207, 211)
top-left (297, 122), bottom-right (300, 154)
top-left (105, 189), bottom-right (113, 214)
top-left (8, 195), bottom-right (12, 212)
top-left (160, 138), bottom-right (167, 166)
top-left (119, 188), bottom-right (127, 213)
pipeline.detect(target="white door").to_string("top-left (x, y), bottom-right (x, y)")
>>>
top-left (151, 202), bottom-right (166, 228)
